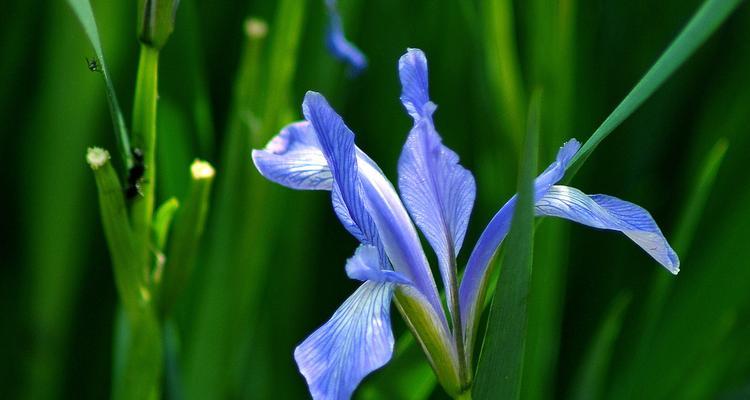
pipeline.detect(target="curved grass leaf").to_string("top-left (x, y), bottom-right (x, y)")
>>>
top-left (66, 0), bottom-right (132, 169)
top-left (473, 90), bottom-right (540, 400)
top-left (565, 0), bottom-right (743, 179)
top-left (567, 293), bottom-right (631, 400)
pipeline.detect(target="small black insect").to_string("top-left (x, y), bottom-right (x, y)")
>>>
top-left (86, 56), bottom-right (102, 73)
top-left (125, 148), bottom-right (146, 200)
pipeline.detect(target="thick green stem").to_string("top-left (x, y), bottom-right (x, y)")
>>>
top-left (130, 45), bottom-right (160, 267)
top-left (88, 148), bottom-right (163, 400)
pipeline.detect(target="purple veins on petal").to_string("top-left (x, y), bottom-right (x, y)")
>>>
top-left (294, 281), bottom-right (395, 400)
top-left (302, 91), bottom-right (445, 320)
top-left (397, 48), bottom-right (476, 324)
top-left (536, 186), bottom-right (680, 273)
top-left (324, 0), bottom-right (367, 75)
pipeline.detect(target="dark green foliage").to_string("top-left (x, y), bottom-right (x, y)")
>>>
top-left (1, 0), bottom-right (748, 399)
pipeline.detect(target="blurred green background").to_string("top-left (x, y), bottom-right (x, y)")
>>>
top-left (1, 0), bottom-right (749, 398)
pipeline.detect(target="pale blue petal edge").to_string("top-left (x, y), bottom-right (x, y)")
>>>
top-left (346, 245), bottom-right (412, 284)
top-left (251, 121), bottom-right (333, 190)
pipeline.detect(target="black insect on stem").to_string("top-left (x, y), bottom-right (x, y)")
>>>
top-left (85, 57), bottom-right (102, 73)
top-left (125, 148), bottom-right (145, 200)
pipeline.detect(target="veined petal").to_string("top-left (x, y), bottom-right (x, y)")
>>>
top-left (536, 186), bottom-right (679, 273)
top-left (324, 0), bottom-right (367, 74)
top-left (251, 121), bottom-right (333, 190)
top-left (303, 91), bottom-right (380, 248)
top-left (346, 245), bottom-right (462, 396)
top-left (303, 91), bottom-right (445, 320)
top-left (398, 48), bottom-right (476, 324)
top-left (346, 245), bottom-right (411, 284)
top-left (399, 48), bottom-right (434, 120)
top-left (533, 139), bottom-right (581, 198)
top-left (295, 281), bottom-right (395, 400)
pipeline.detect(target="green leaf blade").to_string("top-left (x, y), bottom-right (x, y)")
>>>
top-left (66, 0), bottom-right (132, 168)
top-left (566, 0), bottom-right (743, 179)
top-left (473, 90), bottom-right (541, 400)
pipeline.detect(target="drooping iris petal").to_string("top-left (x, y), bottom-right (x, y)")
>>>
top-left (536, 186), bottom-right (680, 273)
top-left (344, 245), bottom-right (462, 396)
top-left (324, 0), bottom-right (367, 74)
top-left (251, 121), bottom-right (333, 190)
top-left (346, 245), bottom-right (411, 284)
top-left (294, 281), bottom-right (395, 400)
top-left (303, 91), bottom-right (445, 319)
top-left (398, 48), bottom-right (476, 324)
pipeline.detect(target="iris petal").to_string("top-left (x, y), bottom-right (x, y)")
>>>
top-left (399, 48), bottom-right (433, 120)
top-left (303, 91), bottom-right (445, 319)
top-left (536, 186), bottom-right (680, 273)
top-left (294, 281), bottom-right (395, 400)
top-left (303, 92), bottom-right (381, 249)
top-left (251, 121), bottom-right (333, 190)
top-left (324, 0), bottom-right (367, 74)
top-left (346, 245), bottom-right (412, 284)
top-left (398, 49), bottom-right (476, 324)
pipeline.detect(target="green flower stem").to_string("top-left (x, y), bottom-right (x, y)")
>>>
top-left (87, 148), bottom-right (163, 400)
top-left (87, 148), bottom-right (146, 316)
top-left (130, 44), bottom-right (160, 268)
top-left (159, 160), bottom-right (215, 317)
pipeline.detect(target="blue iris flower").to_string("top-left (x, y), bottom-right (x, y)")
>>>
top-left (252, 48), bottom-right (679, 400)
top-left (324, 0), bottom-right (367, 74)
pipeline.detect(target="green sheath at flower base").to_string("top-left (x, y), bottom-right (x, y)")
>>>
top-left (137, 0), bottom-right (180, 50)
top-left (159, 160), bottom-right (215, 317)
top-left (394, 289), bottom-right (463, 397)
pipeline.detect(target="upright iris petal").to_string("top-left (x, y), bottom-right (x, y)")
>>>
top-left (324, 0), bottom-right (367, 74)
top-left (397, 49), bottom-right (476, 326)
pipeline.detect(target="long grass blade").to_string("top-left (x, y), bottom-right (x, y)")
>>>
top-left (65, 0), bottom-right (132, 169)
top-left (473, 90), bottom-right (541, 400)
top-left (565, 0), bottom-right (743, 179)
